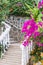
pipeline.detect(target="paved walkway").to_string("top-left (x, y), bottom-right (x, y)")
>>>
top-left (0, 44), bottom-right (22, 65)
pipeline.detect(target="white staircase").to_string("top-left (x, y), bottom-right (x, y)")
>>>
top-left (0, 17), bottom-right (33, 65)
top-left (5, 16), bottom-right (25, 42)
top-left (0, 44), bottom-right (22, 65)
top-left (6, 16), bottom-right (24, 30)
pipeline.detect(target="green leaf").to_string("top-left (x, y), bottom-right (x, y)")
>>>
top-left (25, 3), bottom-right (33, 11)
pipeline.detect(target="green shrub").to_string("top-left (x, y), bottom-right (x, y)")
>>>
top-left (0, 0), bottom-right (40, 22)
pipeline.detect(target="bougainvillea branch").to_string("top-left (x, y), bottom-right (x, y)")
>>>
top-left (22, 0), bottom-right (43, 47)
top-left (21, 0), bottom-right (43, 63)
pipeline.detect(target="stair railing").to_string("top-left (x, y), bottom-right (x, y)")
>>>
top-left (20, 40), bottom-right (33, 65)
top-left (0, 21), bottom-right (11, 58)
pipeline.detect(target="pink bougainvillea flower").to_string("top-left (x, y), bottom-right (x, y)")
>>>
top-left (38, 22), bottom-right (43, 26)
top-left (21, 20), bottom-right (29, 33)
top-left (38, 2), bottom-right (42, 9)
top-left (22, 39), bottom-right (28, 46)
top-left (22, 19), bottom-right (38, 35)
top-left (38, 22), bottom-right (42, 26)
top-left (21, 19), bottom-right (34, 33)
top-left (22, 36), bottom-right (30, 46)
top-left (42, 17), bottom-right (43, 20)
top-left (33, 24), bottom-right (38, 30)
top-left (42, 11), bottom-right (43, 20)
top-left (26, 27), bottom-right (35, 36)
top-left (24, 33), bottom-right (32, 38)
top-left (33, 32), bottom-right (40, 38)
top-left (26, 24), bottom-right (38, 37)
top-left (21, 0), bottom-right (43, 47)
top-left (22, 19), bottom-right (39, 46)
top-left (38, 0), bottom-right (43, 9)
top-left (37, 42), bottom-right (43, 47)
top-left (42, 11), bottom-right (43, 14)
top-left (22, 40), bottom-right (28, 46)
top-left (41, 0), bottom-right (43, 4)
